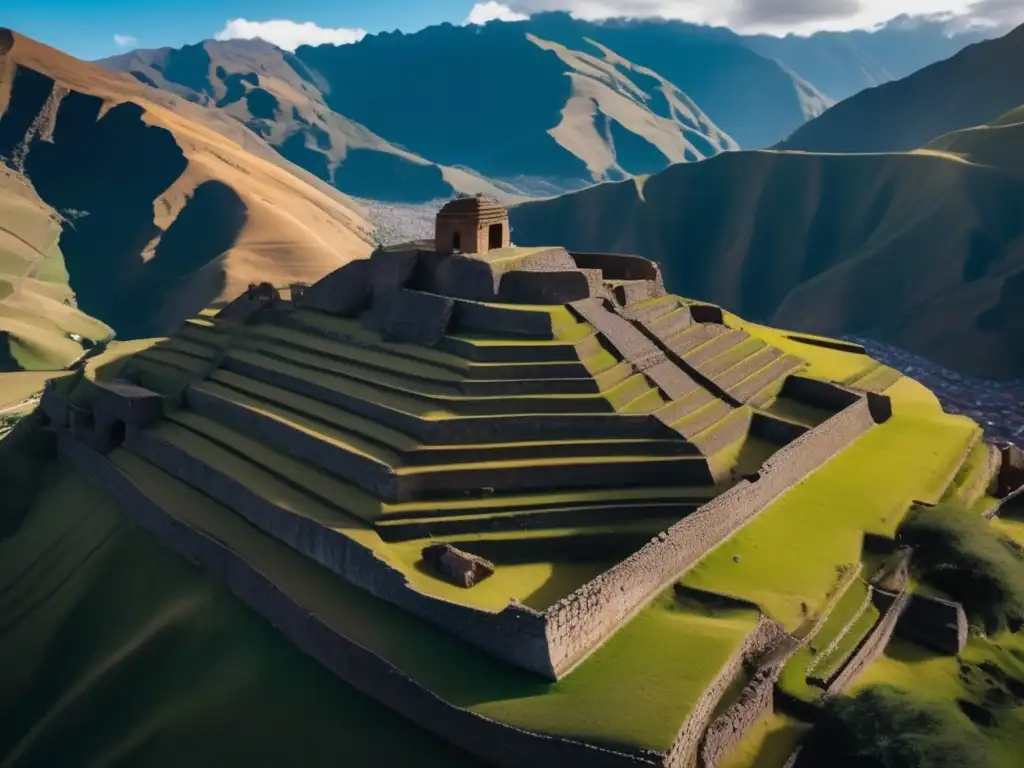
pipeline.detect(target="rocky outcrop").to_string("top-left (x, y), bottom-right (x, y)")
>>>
top-left (997, 443), bottom-right (1024, 499)
top-left (422, 543), bottom-right (496, 588)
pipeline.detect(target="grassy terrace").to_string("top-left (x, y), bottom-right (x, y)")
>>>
top-left (107, 450), bottom-right (759, 753)
top-left (136, 409), bottom-right (707, 612)
top-left (681, 386), bottom-right (980, 630)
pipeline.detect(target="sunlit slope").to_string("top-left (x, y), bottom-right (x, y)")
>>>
top-left (927, 104), bottom-right (1024, 177)
top-left (0, 167), bottom-right (112, 369)
top-left (0, 28), bottom-right (372, 342)
top-left (510, 149), bottom-right (1024, 378)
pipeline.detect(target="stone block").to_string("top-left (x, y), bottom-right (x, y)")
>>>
top-left (897, 594), bottom-right (968, 655)
top-left (498, 269), bottom-right (593, 304)
top-left (93, 380), bottom-right (164, 428)
top-left (421, 543), bottom-right (495, 588)
top-left (370, 247), bottom-right (420, 295)
top-left (301, 259), bottom-right (372, 317)
top-left (382, 290), bottom-right (455, 347)
top-left (433, 253), bottom-right (500, 301)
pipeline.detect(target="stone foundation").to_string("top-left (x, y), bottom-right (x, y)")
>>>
top-left (896, 593), bottom-right (969, 655)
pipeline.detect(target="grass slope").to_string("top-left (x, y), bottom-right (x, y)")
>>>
top-left (0, 464), bottom-right (478, 767)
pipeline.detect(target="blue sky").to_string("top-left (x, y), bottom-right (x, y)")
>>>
top-left (3, 0), bottom-right (1019, 61)
top-left (1, 0), bottom-right (475, 59)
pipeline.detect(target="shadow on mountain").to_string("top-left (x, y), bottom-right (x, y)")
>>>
top-left (0, 332), bottom-right (23, 372)
top-left (2, 63), bottom-right (245, 339)
top-left (332, 149), bottom-right (453, 203)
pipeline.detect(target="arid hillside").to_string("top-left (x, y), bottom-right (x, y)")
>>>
top-left (779, 24), bottom-right (1024, 153)
top-left (101, 39), bottom-right (520, 204)
top-left (0, 28), bottom-right (372, 367)
top-left (510, 146), bottom-right (1024, 379)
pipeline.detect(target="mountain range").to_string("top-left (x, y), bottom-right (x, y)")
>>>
top-left (99, 12), bottom-right (993, 202)
top-left (511, 23), bottom-right (1024, 379)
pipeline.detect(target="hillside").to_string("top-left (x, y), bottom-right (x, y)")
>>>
top-left (0, 28), bottom-right (372, 367)
top-left (928, 105), bottom-right (1024, 178)
top-left (509, 148), bottom-right (1024, 379)
top-left (779, 24), bottom-right (1024, 153)
top-left (101, 13), bottom-right (832, 198)
top-left (746, 15), bottom-right (988, 103)
top-left (101, 39), bottom-right (520, 203)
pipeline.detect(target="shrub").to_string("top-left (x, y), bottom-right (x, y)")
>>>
top-left (799, 686), bottom-right (992, 768)
top-left (899, 503), bottom-right (1024, 634)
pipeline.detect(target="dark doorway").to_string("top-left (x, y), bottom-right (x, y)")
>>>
top-left (452, 231), bottom-right (462, 251)
top-left (488, 223), bottom-right (503, 249)
top-left (109, 419), bottom-right (127, 448)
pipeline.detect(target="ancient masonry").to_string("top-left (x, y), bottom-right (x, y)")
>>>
top-left (44, 197), bottom-right (922, 767)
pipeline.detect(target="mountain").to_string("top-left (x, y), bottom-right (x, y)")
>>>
top-left (779, 24), bottom-right (1024, 153)
top-left (101, 39), bottom-right (522, 203)
top-left (0, 28), bottom-right (372, 367)
top-left (509, 135), bottom-right (1024, 379)
top-left (746, 15), bottom-right (989, 103)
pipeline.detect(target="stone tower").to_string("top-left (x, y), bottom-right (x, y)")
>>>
top-left (434, 196), bottom-right (510, 256)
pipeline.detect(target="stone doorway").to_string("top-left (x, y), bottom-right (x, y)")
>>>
top-left (452, 231), bottom-right (462, 251)
top-left (488, 223), bottom-right (503, 250)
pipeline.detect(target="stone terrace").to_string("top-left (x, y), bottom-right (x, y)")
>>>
top-left (40, 199), bottom-right (927, 768)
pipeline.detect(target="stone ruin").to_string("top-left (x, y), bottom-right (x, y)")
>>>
top-left (422, 543), bottom-right (496, 588)
top-left (44, 197), bottom-right (920, 768)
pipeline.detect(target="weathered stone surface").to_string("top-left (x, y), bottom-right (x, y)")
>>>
top-left (897, 593), bottom-right (969, 655)
top-left (422, 543), bottom-right (495, 588)
top-left (570, 251), bottom-right (663, 284)
top-left (435, 196), bottom-right (509, 256)
top-left (498, 269), bottom-right (593, 304)
top-left (612, 280), bottom-right (665, 306)
top-left (382, 290), bottom-right (455, 347)
top-left (433, 253), bottom-right (500, 301)
top-left (370, 247), bottom-right (420, 295)
top-left (300, 259), bottom-right (372, 317)
top-left (93, 380), bottom-right (164, 428)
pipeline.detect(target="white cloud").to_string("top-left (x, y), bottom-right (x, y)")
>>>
top-left (113, 34), bottom-right (138, 48)
top-left (482, 0), bottom-right (1004, 33)
top-left (466, 2), bottom-right (531, 24)
top-left (214, 19), bottom-right (367, 51)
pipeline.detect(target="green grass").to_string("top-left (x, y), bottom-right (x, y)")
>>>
top-left (681, 406), bottom-right (979, 629)
top-left (0, 463), bottom-right (477, 768)
top-left (779, 577), bottom-right (871, 702)
top-left (849, 635), bottom-right (1024, 767)
top-left (812, 601), bottom-right (880, 684)
top-left (720, 711), bottom-right (809, 768)
top-left (108, 450), bottom-right (761, 752)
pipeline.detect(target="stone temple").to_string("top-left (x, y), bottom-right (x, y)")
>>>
top-left (39, 197), bottom-right (999, 767)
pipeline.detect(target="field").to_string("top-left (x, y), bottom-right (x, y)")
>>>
top-left (682, 397), bottom-right (979, 629)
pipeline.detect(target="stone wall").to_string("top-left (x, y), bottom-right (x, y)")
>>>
top-left (569, 252), bottom-right (663, 283)
top-left (299, 260), bottom-right (372, 317)
top-left (59, 435), bottom-right (662, 768)
top-left (824, 589), bottom-right (911, 696)
top-left (780, 376), bottom-right (860, 412)
top-left (669, 615), bottom-right (790, 768)
top-left (543, 396), bottom-right (880, 678)
top-left (111, 427), bottom-right (561, 679)
top-left (697, 666), bottom-right (777, 768)
top-left (499, 269), bottom-right (593, 305)
top-left (896, 593), bottom-right (968, 655)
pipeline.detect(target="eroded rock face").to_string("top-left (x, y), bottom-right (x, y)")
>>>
top-left (422, 543), bottom-right (495, 588)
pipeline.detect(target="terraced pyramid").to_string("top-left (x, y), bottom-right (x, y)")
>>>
top-left (41, 200), bottom-right (1002, 768)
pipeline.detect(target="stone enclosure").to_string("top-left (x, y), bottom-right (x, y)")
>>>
top-left (43, 196), bottom-right (966, 768)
